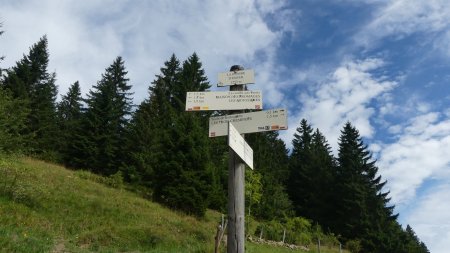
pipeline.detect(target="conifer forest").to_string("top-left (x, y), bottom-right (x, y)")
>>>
top-left (0, 31), bottom-right (430, 252)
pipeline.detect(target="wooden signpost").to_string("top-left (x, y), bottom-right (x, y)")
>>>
top-left (186, 65), bottom-right (288, 253)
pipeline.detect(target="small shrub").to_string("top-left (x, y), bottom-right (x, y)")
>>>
top-left (75, 170), bottom-right (124, 189)
top-left (284, 217), bottom-right (313, 245)
top-left (106, 171), bottom-right (124, 189)
top-left (0, 157), bottom-right (45, 207)
top-left (320, 233), bottom-right (340, 248)
top-left (254, 220), bottom-right (284, 242)
top-left (346, 239), bottom-right (362, 253)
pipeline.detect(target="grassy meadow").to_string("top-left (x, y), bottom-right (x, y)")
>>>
top-left (0, 155), bottom-right (347, 253)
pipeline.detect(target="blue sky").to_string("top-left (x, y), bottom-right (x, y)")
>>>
top-left (1, 0), bottom-right (449, 252)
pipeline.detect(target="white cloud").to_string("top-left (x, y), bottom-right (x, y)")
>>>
top-left (0, 0), bottom-right (290, 104)
top-left (355, 0), bottom-right (450, 50)
top-left (377, 112), bottom-right (450, 204)
top-left (282, 58), bottom-right (397, 151)
top-left (406, 183), bottom-right (450, 253)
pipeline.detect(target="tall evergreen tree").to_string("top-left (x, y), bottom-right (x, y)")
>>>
top-left (57, 81), bottom-right (85, 168)
top-left (404, 225), bottom-right (430, 253)
top-left (1, 36), bottom-right (58, 157)
top-left (82, 56), bottom-right (133, 175)
top-left (332, 122), bottom-right (397, 252)
top-left (0, 24), bottom-right (29, 152)
top-left (288, 119), bottom-right (336, 228)
top-left (154, 54), bottom-right (213, 216)
top-left (288, 119), bottom-right (314, 216)
top-left (127, 54), bottom-right (181, 186)
top-left (173, 53), bottom-right (209, 112)
top-left (308, 128), bottom-right (336, 226)
top-left (130, 54), bottom-right (213, 216)
top-left (0, 88), bottom-right (29, 153)
top-left (125, 98), bottom-right (157, 185)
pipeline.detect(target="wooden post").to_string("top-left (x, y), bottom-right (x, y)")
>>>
top-left (215, 220), bottom-right (228, 253)
top-left (227, 65), bottom-right (246, 253)
top-left (215, 224), bottom-right (223, 253)
top-left (282, 229), bottom-right (286, 244)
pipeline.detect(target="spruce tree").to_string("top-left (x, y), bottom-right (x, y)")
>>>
top-left (151, 54), bottom-right (212, 216)
top-left (124, 55), bottom-right (181, 184)
top-left (82, 56), bottom-right (133, 175)
top-left (129, 54), bottom-right (181, 187)
top-left (288, 119), bottom-right (314, 217)
top-left (130, 54), bottom-right (212, 216)
top-left (0, 88), bottom-right (29, 153)
top-left (333, 122), bottom-right (397, 252)
top-left (404, 225), bottom-right (430, 253)
top-left (173, 53), bottom-right (209, 111)
top-left (2, 36), bottom-right (58, 157)
top-left (0, 24), bottom-right (29, 152)
top-left (57, 81), bottom-right (85, 168)
top-left (288, 119), bottom-right (336, 228)
top-left (308, 128), bottom-right (336, 227)
top-left (125, 98), bottom-right (157, 185)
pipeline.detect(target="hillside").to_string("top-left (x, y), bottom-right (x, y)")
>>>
top-left (0, 155), bottom-right (346, 253)
top-left (0, 156), bottom-right (218, 252)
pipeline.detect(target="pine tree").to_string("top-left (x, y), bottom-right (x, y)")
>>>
top-left (57, 81), bottom-right (85, 168)
top-left (153, 54), bottom-right (213, 216)
top-left (332, 122), bottom-right (397, 252)
top-left (1, 36), bottom-right (58, 157)
top-left (0, 88), bottom-right (29, 153)
top-left (308, 128), bottom-right (336, 227)
top-left (404, 225), bottom-right (430, 253)
top-left (130, 54), bottom-right (213, 216)
top-left (127, 54), bottom-right (181, 187)
top-left (82, 56), bottom-right (133, 175)
top-left (0, 24), bottom-right (29, 152)
top-left (288, 119), bottom-right (336, 228)
top-left (288, 119), bottom-right (314, 217)
top-left (173, 53), bottom-right (209, 112)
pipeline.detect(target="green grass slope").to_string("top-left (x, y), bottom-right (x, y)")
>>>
top-left (0, 156), bottom-right (220, 252)
top-left (0, 156), bottom-right (345, 253)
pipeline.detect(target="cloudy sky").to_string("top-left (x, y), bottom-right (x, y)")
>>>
top-left (1, 0), bottom-right (449, 251)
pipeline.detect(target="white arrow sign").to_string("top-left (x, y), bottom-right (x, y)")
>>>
top-left (218, 69), bottom-right (255, 87)
top-left (229, 122), bottom-right (253, 169)
top-left (185, 91), bottom-right (262, 111)
top-left (209, 108), bottom-right (288, 137)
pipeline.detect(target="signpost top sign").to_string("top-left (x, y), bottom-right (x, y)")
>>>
top-left (218, 69), bottom-right (255, 87)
